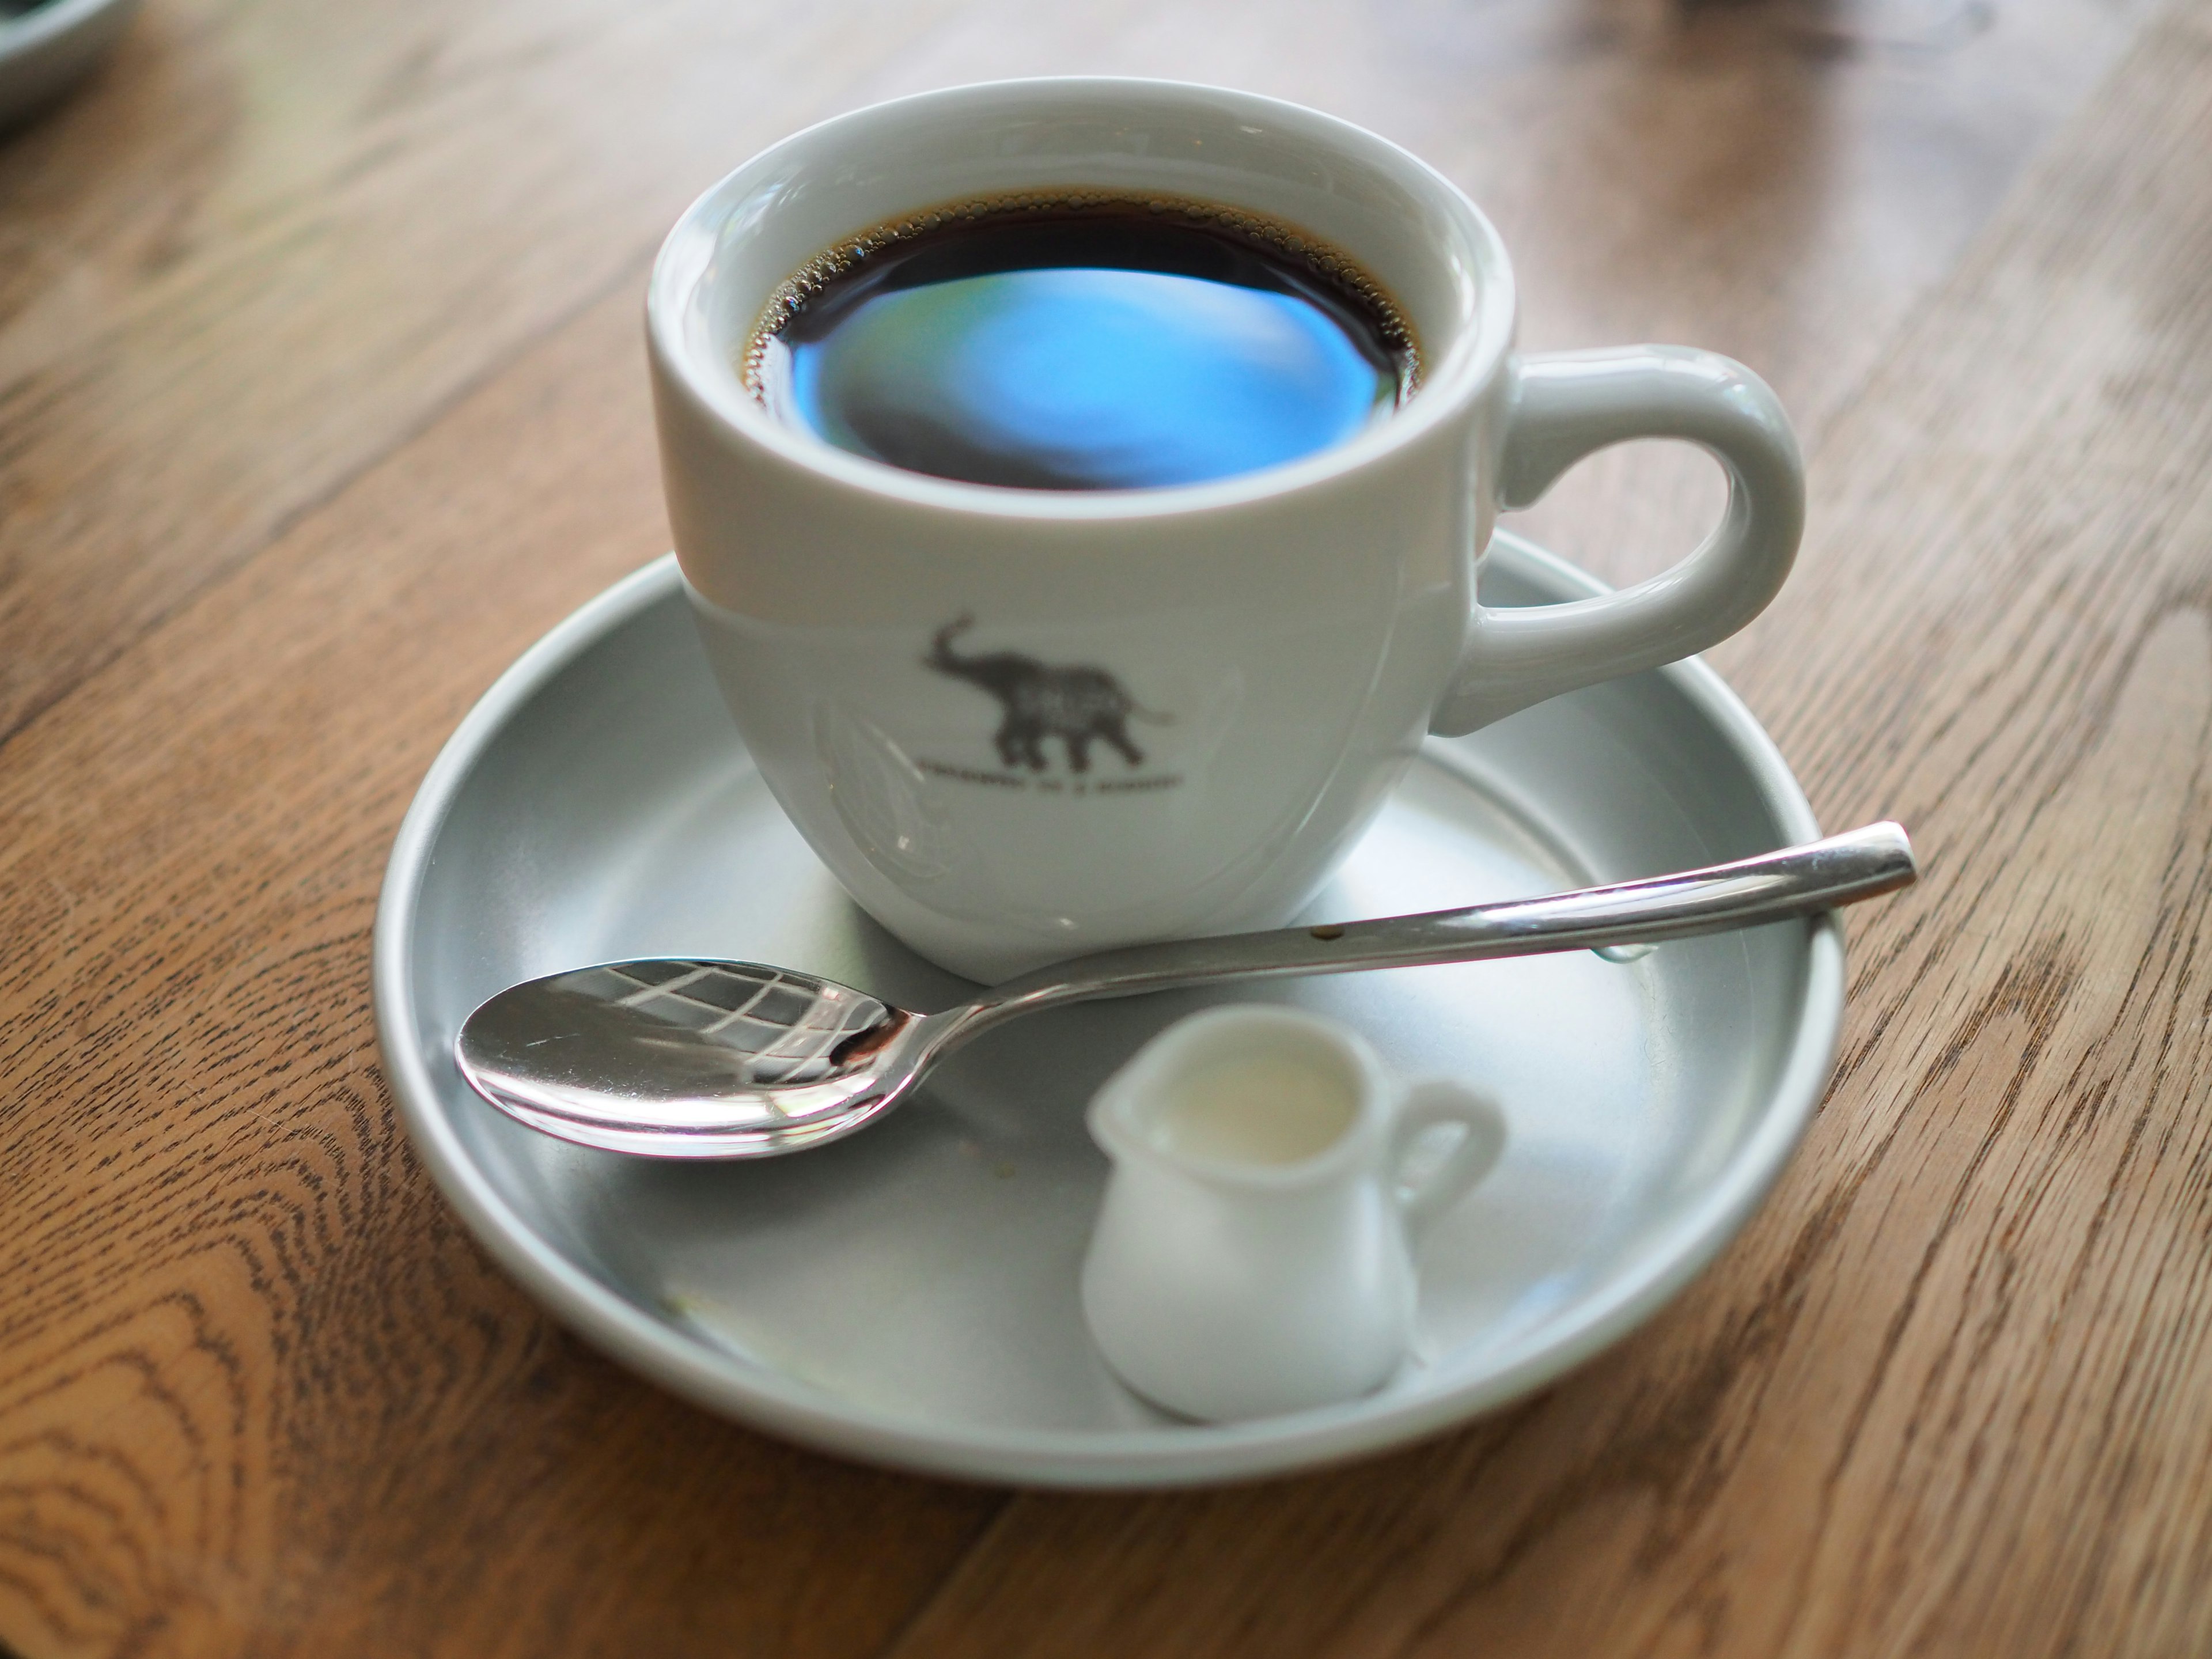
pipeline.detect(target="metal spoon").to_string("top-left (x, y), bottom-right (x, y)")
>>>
top-left (454, 820), bottom-right (1915, 1160)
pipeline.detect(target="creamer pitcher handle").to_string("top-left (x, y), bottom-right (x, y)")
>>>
top-left (1391, 1081), bottom-right (1508, 1238)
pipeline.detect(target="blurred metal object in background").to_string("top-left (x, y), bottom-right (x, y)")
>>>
top-left (0, 0), bottom-right (143, 134)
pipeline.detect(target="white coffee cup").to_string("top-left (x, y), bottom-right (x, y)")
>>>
top-left (647, 78), bottom-right (1804, 982)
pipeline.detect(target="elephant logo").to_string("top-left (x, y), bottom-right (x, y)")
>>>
top-left (926, 615), bottom-right (1171, 773)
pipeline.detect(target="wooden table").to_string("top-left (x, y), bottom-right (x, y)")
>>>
top-left (3, 0), bottom-right (2209, 1649)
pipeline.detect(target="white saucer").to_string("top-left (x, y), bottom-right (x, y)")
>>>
top-left (373, 532), bottom-right (1841, 1488)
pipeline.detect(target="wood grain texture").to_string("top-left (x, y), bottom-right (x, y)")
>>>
top-left (0, 0), bottom-right (2145, 747)
top-left (0, 286), bottom-right (1010, 1659)
top-left (0, 0), bottom-right (2196, 1652)
top-left (881, 6), bottom-right (2212, 1655)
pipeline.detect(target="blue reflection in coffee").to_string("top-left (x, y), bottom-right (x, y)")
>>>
top-left (753, 202), bottom-right (1412, 491)
top-left (785, 266), bottom-right (1396, 490)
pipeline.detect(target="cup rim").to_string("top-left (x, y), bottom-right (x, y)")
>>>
top-left (1086, 1004), bottom-right (1394, 1190)
top-left (645, 75), bottom-right (1519, 525)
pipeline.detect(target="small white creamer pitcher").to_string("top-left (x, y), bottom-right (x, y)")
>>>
top-left (1080, 1006), bottom-right (1507, 1422)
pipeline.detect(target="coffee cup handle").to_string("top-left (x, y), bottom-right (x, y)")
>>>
top-left (1429, 346), bottom-right (1804, 736)
top-left (1389, 1080), bottom-right (1508, 1239)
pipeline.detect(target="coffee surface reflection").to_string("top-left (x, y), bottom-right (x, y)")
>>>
top-left (748, 199), bottom-right (1416, 491)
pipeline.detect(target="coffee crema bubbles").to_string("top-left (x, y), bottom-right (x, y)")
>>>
top-left (743, 194), bottom-right (1421, 491)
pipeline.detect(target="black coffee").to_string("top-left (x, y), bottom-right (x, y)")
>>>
top-left (745, 196), bottom-right (1418, 491)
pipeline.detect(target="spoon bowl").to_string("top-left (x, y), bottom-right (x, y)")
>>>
top-left (456, 960), bottom-right (926, 1156)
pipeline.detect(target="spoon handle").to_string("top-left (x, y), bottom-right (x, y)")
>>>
top-left (968, 821), bottom-right (1915, 1026)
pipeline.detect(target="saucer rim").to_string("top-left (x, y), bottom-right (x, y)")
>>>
top-left (372, 533), bottom-right (1841, 1488)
